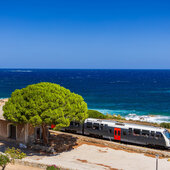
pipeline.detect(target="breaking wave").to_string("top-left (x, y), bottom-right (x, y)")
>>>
top-left (89, 108), bottom-right (170, 123)
top-left (125, 114), bottom-right (170, 123)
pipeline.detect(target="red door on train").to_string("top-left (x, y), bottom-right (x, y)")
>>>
top-left (114, 128), bottom-right (121, 140)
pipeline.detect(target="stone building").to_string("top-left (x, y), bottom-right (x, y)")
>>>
top-left (0, 103), bottom-right (40, 144)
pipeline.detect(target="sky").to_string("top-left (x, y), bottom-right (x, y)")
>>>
top-left (0, 0), bottom-right (170, 69)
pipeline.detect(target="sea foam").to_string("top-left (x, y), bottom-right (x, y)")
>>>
top-left (125, 114), bottom-right (170, 123)
top-left (90, 108), bottom-right (170, 123)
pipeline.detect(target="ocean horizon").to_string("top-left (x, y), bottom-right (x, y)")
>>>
top-left (1, 69), bottom-right (170, 123)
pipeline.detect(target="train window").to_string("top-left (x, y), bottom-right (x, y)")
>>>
top-left (123, 130), bottom-right (127, 135)
top-left (156, 132), bottom-right (163, 139)
top-left (118, 131), bottom-right (120, 136)
top-left (129, 128), bottom-right (133, 135)
top-left (75, 122), bottom-right (80, 127)
top-left (86, 122), bottom-right (92, 128)
top-left (100, 124), bottom-right (103, 130)
top-left (93, 123), bottom-right (99, 130)
top-left (134, 129), bottom-right (140, 135)
top-left (142, 130), bottom-right (149, 137)
top-left (151, 131), bottom-right (155, 137)
top-left (70, 122), bottom-right (74, 126)
top-left (114, 130), bottom-right (117, 135)
top-left (164, 130), bottom-right (170, 139)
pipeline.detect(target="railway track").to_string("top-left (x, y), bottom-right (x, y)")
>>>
top-left (50, 130), bottom-right (170, 158)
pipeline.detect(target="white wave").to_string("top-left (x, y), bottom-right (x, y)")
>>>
top-left (89, 108), bottom-right (170, 123)
top-left (90, 108), bottom-right (141, 115)
top-left (10, 70), bottom-right (32, 73)
top-left (125, 114), bottom-right (170, 123)
top-left (90, 108), bottom-right (126, 115)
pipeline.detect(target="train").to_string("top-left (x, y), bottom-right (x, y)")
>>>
top-left (60, 118), bottom-right (170, 149)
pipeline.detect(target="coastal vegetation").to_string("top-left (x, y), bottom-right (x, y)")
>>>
top-left (46, 165), bottom-right (60, 170)
top-left (3, 82), bottom-right (88, 144)
top-left (5, 147), bottom-right (26, 160)
top-left (160, 122), bottom-right (170, 129)
top-left (0, 148), bottom-right (26, 170)
top-left (0, 154), bottom-right (10, 170)
top-left (87, 110), bottom-right (107, 119)
top-left (87, 110), bottom-right (125, 120)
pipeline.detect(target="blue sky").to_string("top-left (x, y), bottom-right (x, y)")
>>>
top-left (0, 0), bottom-right (170, 69)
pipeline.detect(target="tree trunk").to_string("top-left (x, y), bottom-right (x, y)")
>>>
top-left (2, 165), bottom-right (6, 170)
top-left (42, 124), bottom-right (48, 145)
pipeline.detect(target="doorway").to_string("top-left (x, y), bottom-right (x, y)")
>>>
top-left (9, 124), bottom-right (16, 140)
top-left (114, 128), bottom-right (121, 141)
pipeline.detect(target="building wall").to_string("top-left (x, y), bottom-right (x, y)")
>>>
top-left (17, 124), bottom-right (26, 143)
top-left (28, 124), bottom-right (35, 143)
top-left (0, 120), bottom-right (8, 138)
top-left (0, 120), bottom-right (36, 144)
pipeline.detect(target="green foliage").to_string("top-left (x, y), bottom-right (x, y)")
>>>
top-left (0, 154), bottom-right (10, 169)
top-left (5, 147), bottom-right (26, 160)
top-left (87, 110), bottom-right (125, 120)
top-left (3, 82), bottom-right (88, 129)
top-left (87, 110), bottom-right (107, 119)
top-left (46, 165), bottom-right (60, 170)
top-left (160, 122), bottom-right (170, 129)
top-left (106, 113), bottom-right (126, 120)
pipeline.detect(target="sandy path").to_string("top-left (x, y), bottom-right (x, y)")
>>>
top-left (6, 163), bottom-right (43, 170)
top-left (23, 144), bottom-right (170, 170)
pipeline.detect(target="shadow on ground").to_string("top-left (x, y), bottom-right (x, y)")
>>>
top-left (0, 133), bottom-right (78, 157)
top-left (49, 133), bottom-right (78, 153)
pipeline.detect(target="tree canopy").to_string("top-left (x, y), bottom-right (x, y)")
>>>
top-left (3, 82), bottom-right (88, 143)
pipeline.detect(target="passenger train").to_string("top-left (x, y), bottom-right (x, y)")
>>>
top-left (61, 118), bottom-right (170, 149)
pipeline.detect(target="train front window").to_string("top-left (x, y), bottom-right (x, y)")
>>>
top-left (164, 130), bottom-right (170, 139)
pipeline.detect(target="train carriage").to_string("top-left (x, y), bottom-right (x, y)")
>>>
top-left (62, 118), bottom-right (170, 149)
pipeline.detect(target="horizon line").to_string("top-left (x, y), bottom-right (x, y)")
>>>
top-left (0, 68), bottom-right (170, 70)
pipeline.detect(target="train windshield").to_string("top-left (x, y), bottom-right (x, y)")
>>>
top-left (164, 130), bottom-right (170, 139)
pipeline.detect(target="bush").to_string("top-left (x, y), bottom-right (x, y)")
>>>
top-left (5, 147), bottom-right (26, 160)
top-left (46, 165), bottom-right (60, 170)
top-left (87, 110), bottom-right (126, 120)
top-left (160, 122), bottom-right (170, 129)
top-left (0, 154), bottom-right (10, 170)
top-left (87, 110), bottom-right (106, 119)
top-left (105, 113), bottom-right (125, 120)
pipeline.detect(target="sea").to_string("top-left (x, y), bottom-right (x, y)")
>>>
top-left (0, 69), bottom-right (170, 123)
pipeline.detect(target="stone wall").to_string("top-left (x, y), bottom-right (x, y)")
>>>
top-left (0, 120), bottom-right (36, 144)
top-left (17, 124), bottom-right (26, 143)
top-left (0, 120), bottom-right (8, 138)
top-left (28, 124), bottom-right (35, 143)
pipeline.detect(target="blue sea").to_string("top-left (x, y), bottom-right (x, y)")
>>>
top-left (1, 69), bottom-right (170, 123)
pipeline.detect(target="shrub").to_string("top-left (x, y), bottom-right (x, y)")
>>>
top-left (0, 154), bottom-right (10, 170)
top-left (87, 110), bottom-right (106, 119)
top-left (160, 122), bottom-right (170, 129)
top-left (5, 147), bottom-right (26, 160)
top-left (46, 165), bottom-right (60, 170)
top-left (106, 113), bottom-right (125, 120)
top-left (87, 110), bottom-right (126, 120)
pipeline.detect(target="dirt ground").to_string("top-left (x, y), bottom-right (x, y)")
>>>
top-left (6, 163), bottom-right (44, 170)
top-left (23, 143), bottom-right (170, 170)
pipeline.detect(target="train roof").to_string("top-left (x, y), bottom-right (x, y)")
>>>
top-left (85, 118), bottom-right (165, 132)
